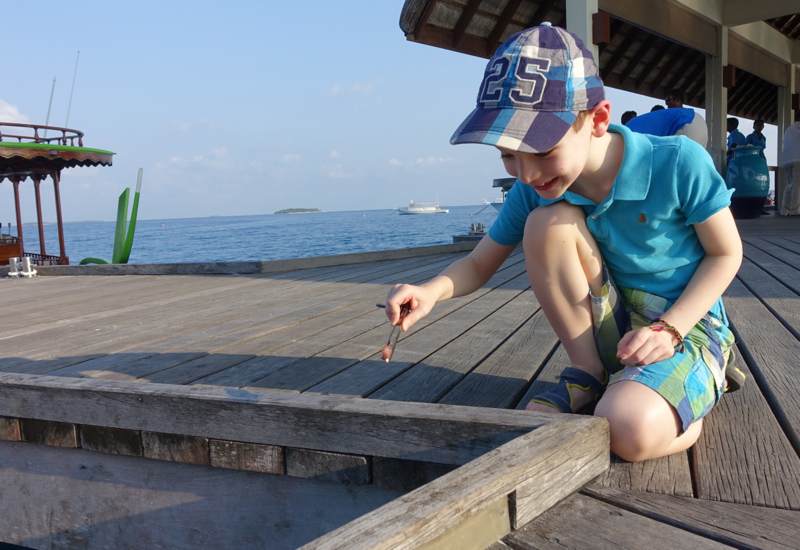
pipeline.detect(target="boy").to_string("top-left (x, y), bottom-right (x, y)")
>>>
top-left (727, 118), bottom-right (747, 161)
top-left (746, 119), bottom-right (767, 160)
top-left (385, 24), bottom-right (742, 463)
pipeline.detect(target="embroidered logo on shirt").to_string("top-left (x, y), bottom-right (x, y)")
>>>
top-left (638, 213), bottom-right (647, 223)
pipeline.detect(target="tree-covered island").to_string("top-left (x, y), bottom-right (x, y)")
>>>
top-left (274, 208), bottom-right (322, 214)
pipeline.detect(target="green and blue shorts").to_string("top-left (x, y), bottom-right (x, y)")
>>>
top-left (591, 268), bottom-right (735, 432)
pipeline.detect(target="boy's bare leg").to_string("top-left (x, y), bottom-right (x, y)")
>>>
top-left (522, 202), bottom-right (606, 414)
top-left (521, 202), bottom-right (704, 461)
top-left (595, 381), bottom-right (703, 462)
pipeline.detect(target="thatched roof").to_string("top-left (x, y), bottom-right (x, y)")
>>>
top-left (400, 0), bottom-right (800, 124)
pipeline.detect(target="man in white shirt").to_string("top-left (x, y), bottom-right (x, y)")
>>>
top-left (781, 110), bottom-right (800, 216)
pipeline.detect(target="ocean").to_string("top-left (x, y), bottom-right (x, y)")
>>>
top-left (17, 205), bottom-right (499, 265)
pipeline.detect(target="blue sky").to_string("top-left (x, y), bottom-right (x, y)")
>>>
top-left (1, 1), bottom-right (778, 222)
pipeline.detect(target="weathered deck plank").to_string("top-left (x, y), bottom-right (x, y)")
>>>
top-left (294, 261), bottom-right (530, 397)
top-left (504, 492), bottom-right (732, 549)
top-left (1, 254), bottom-right (468, 378)
top-left (438, 309), bottom-right (558, 409)
top-left (584, 486), bottom-right (800, 550)
top-left (366, 287), bottom-right (536, 404)
top-left (723, 278), bottom-right (800, 452)
top-left (693, 346), bottom-right (800, 510)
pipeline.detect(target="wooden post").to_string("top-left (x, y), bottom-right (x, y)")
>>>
top-left (33, 173), bottom-right (47, 256)
top-left (51, 169), bottom-right (68, 264)
top-left (11, 176), bottom-right (23, 249)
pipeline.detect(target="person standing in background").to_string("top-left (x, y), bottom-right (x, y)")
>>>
top-left (746, 119), bottom-right (767, 160)
top-left (621, 111), bottom-right (637, 125)
top-left (727, 118), bottom-right (747, 162)
top-left (625, 88), bottom-right (707, 147)
top-left (781, 110), bottom-right (800, 216)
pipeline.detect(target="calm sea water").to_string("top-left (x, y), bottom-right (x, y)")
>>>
top-left (17, 205), bottom-right (499, 265)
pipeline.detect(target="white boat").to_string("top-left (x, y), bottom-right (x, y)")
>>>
top-left (489, 177), bottom-right (517, 213)
top-left (483, 198), bottom-right (504, 213)
top-left (397, 200), bottom-right (449, 215)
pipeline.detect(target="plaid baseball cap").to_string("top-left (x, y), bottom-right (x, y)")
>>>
top-left (450, 23), bottom-right (605, 153)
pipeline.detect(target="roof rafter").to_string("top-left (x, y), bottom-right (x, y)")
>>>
top-left (453, 0), bottom-right (483, 49)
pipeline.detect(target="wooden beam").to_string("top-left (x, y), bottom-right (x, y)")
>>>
top-left (722, 1), bottom-right (799, 27)
top-left (302, 418), bottom-right (609, 550)
top-left (452, 0), bottom-right (482, 49)
top-left (662, 52), bottom-right (703, 96)
top-left (723, 65), bottom-right (736, 88)
top-left (416, 23), bottom-right (491, 59)
top-left (746, 86), bottom-right (777, 120)
top-left (728, 31), bottom-right (788, 86)
top-left (529, 0), bottom-right (558, 28)
top-left (649, 45), bottom-right (688, 94)
top-left (593, 11), bottom-right (611, 45)
top-left (413, 0), bottom-right (439, 37)
top-left (601, 28), bottom-right (641, 81)
top-left (634, 38), bottom-right (671, 90)
top-left (683, 60), bottom-right (709, 102)
top-left (727, 71), bottom-right (756, 112)
top-left (742, 81), bottom-right (776, 118)
top-left (0, 372), bottom-right (559, 466)
top-left (486, 0), bottom-right (523, 56)
top-left (599, 0), bottom-right (717, 56)
top-left (616, 32), bottom-right (655, 86)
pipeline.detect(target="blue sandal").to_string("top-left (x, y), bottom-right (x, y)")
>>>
top-left (530, 367), bottom-right (608, 414)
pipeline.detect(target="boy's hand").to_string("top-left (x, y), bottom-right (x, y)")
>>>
top-left (617, 327), bottom-right (678, 367)
top-left (385, 284), bottom-right (436, 331)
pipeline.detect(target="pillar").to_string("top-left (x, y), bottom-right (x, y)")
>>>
top-left (705, 25), bottom-right (729, 175)
top-left (566, 0), bottom-right (599, 62)
top-left (11, 176), bottom-right (23, 248)
top-left (33, 173), bottom-right (47, 256)
top-left (776, 64), bottom-right (796, 212)
top-left (52, 170), bottom-right (68, 264)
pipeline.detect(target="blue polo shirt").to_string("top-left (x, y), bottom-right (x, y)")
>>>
top-left (745, 132), bottom-right (767, 159)
top-left (489, 124), bottom-right (732, 300)
top-left (727, 129), bottom-right (746, 161)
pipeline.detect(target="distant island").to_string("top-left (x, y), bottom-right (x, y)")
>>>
top-left (275, 208), bottom-right (322, 214)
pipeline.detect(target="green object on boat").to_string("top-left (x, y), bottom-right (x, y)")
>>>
top-left (79, 168), bottom-right (143, 265)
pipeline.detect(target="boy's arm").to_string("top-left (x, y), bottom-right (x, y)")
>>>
top-left (661, 206), bottom-right (742, 334)
top-left (386, 236), bottom-right (516, 330)
top-left (617, 207), bottom-right (742, 365)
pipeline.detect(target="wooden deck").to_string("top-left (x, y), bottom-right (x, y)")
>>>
top-left (2, 214), bottom-right (800, 548)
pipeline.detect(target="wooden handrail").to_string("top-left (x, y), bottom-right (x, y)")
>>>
top-left (0, 122), bottom-right (84, 147)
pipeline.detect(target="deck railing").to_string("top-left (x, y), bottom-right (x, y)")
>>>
top-left (22, 252), bottom-right (67, 266)
top-left (0, 122), bottom-right (84, 147)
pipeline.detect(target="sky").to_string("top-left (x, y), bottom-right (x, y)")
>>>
top-left (1, 1), bottom-right (779, 223)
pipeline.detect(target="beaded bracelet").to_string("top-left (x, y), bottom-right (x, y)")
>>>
top-left (649, 318), bottom-right (685, 353)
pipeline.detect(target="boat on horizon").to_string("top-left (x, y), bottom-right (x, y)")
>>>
top-left (397, 200), bottom-right (448, 215)
top-left (488, 177), bottom-right (517, 213)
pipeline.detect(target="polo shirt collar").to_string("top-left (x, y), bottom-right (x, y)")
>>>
top-left (544, 123), bottom-right (652, 207)
top-left (607, 123), bottom-right (651, 201)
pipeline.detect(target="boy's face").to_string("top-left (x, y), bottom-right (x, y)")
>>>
top-left (497, 115), bottom-right (594, 199)
top-left (754, 121), bottom-right (764, 133)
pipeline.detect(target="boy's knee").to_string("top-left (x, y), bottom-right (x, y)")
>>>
top-left (595, 396), bottom-right (672, 462)
top-left (603, 414), bottom-right (656, 462)
top-left (523, 202), bottom-right (587, 248)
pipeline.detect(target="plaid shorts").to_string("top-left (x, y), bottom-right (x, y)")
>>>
top-left (591, 268), bottom-right (735, 432)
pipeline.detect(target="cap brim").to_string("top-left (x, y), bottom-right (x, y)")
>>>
top-left (450, 107), bottom-right (578, 154)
